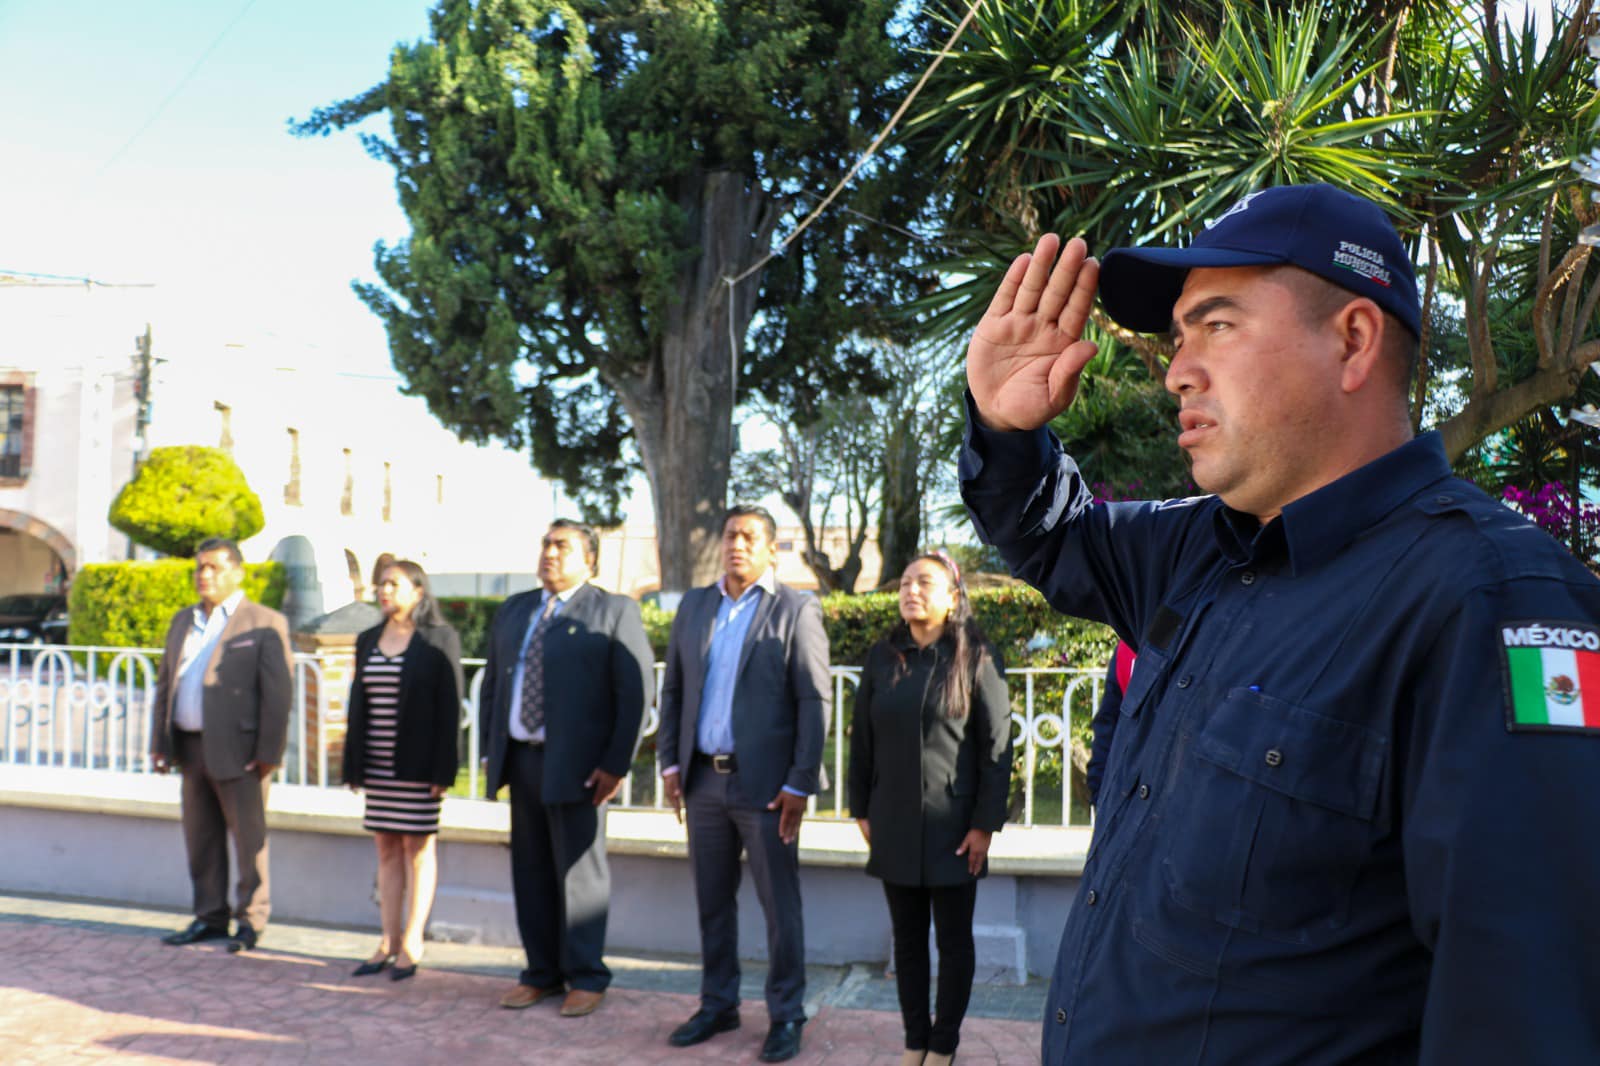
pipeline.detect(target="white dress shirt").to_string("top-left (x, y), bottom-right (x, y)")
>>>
top-left (172, 590), bottom-right (245, 732)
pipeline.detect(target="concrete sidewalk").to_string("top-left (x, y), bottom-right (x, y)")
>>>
top-left (0, 894), bottom-right (1045, 1064)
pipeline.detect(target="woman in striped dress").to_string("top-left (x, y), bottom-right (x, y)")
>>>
top-left (342, 560), bottom-right (463, 980)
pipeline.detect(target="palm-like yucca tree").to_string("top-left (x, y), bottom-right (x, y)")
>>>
top-left (904, 0), bottom-right (1600, 464)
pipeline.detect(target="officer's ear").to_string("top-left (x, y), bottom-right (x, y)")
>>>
top-left (1334, 296), bottom-right (1387, 397)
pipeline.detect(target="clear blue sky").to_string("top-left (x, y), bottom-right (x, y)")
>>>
top-left (0, 0), bottom-right (434, 373)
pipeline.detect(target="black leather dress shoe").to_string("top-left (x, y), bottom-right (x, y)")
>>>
top-left (226, 925), bottom-right (259, 953)
top-left (161, 920), bottom-right (229, 946)
top-left (759, 1020), bottom-right (805, 1063)
top-left (667, 1007), bottom-right (741, 1047)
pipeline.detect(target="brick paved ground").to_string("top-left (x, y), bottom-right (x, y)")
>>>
top-left (0, 895), bottom-right (1043, 1065)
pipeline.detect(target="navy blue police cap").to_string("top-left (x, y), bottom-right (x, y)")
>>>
top-left (1098, 184), bottom-right (1420, 339)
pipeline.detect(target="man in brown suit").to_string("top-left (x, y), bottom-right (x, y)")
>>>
top-left (150, 537), bottom-right (293, 952)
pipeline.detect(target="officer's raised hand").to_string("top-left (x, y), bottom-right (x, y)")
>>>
top-left (966, 233), bottom-right (1101, 431)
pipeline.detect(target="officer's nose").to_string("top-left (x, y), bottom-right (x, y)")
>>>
top-left (1164, 343), bottom-right (1205, 396)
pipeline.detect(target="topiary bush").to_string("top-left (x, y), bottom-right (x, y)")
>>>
top-left (68, 561), bottom-right (287, 649)
top-left (108, 446), bottom-right (265, 557)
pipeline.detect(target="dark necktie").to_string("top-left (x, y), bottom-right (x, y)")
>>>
top-left (518, 598), bottom-right (557, 736)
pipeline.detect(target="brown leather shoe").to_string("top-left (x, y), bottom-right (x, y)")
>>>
top-left (500, 983), bottom-right (564, 1009)
top-left (559, 988), bottom-right (605, 1017)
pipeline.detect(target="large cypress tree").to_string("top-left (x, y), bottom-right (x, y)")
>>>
top-left (296, 0), bottom-right (931, 590)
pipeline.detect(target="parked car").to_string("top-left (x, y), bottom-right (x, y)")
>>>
top-left (39, 600), bottom-right (69, 645)
top-left (0, 593), bottom-right (69, 655)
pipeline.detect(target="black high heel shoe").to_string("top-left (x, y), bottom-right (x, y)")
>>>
top-left (352, 954), bottom-right (395, 977)
top-left (390, 962), bottom-right (419, 981)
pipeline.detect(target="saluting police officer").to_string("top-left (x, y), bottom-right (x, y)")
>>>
top-left (961, 184), bottom-right (1600, 1065)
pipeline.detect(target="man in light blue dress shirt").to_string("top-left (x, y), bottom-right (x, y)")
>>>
top-left (657, 505), bottom-right (832, 1064)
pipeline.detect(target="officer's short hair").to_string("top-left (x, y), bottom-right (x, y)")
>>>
top-left (1282, 267), bottom-right (1418, 393)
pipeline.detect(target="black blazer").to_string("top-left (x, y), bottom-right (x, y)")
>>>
top-left (657, 578), bottom-right (832, 805)
top-left (847, 634), bottom-right (1012, 886)
top-left (478, 582), bottom-right (654, 804)
top-left (342, 621), bottom-right (464, 789)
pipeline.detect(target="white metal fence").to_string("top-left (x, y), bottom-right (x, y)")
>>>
top-left (0, 644), bottom-right (1104, 827)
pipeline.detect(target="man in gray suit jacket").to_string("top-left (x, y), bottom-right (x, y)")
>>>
top-left (151, 538), bottom-right (293, 953)
top-left (657, 505), bottom-right (832, 1064)
top-left (479, 520), bottom-right (653, 1018)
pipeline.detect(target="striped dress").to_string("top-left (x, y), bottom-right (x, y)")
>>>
top-left (360, 646), bottom-right (443, 835)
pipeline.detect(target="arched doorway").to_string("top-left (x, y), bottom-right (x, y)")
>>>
top-left (0, 509), bottom-right (73, 594)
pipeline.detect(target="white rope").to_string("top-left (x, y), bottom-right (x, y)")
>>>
top-left (723, 0), bottom-right (988, 401)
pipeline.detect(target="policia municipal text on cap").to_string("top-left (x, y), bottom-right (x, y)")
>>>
top-left (960, 184), bottom-right (1600, 1065)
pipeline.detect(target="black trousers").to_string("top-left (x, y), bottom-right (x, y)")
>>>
top-left (506, 742), bottom-right (612, 992)
top-left (883, 879), bottom-right (978, 1055)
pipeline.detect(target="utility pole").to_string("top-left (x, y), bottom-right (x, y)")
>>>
top-left (128, 326), bottom-right (154, 560)
top-left (133, 325), bottom-right (153, 468)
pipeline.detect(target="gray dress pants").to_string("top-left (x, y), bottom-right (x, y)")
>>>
top-left (176, 729), bottom-right (271, 933)
top-left (685, 765), bottom-right (806, 1022)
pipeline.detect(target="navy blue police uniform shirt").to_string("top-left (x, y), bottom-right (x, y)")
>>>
top-left (959, 394), bottom-right (1600, 1066)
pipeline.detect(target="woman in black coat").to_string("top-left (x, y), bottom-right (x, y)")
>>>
top-left (342, 559), bottom-right (463, 980)
top-left (848, 551), bottom-right (1013, 1066)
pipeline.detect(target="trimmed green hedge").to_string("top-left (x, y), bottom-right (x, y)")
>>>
top-left (823, 586), bottom-right (1115, 823)
top-left (437, 586), bottom-right (1114, 670)
top-left (641, 601), bottom-right (674, 656)
top-left (436, 597), bottom-right (500, 662)
top-left (822, 586), bottom-right (1114, 669)
top-left (438, 586), bottom-right (1112, 821)
top-left (68, 561), bottom-right (287, 649)
top-left (439, 596), bottom-right (676, 660)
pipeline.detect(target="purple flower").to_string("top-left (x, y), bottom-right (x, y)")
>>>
top-left (1503, 482), bottom-right (1600, 558)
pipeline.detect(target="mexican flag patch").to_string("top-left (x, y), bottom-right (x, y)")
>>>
top-left (1502, 621), bottom-right (1600, 733)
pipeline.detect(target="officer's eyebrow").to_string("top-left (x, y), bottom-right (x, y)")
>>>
top-left (1170, 295), bottom-right (1243, 340)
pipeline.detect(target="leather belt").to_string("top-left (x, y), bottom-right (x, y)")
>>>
top-left (694, 751), bottom-right (738, 774)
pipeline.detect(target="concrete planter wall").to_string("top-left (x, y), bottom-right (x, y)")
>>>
top-left (1, 768), bottom-right (1087, 980)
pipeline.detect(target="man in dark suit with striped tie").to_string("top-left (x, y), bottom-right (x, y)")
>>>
top-left (479, 519), bottom-right (654, 1018)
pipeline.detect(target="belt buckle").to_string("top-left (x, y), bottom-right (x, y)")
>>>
top-left (711, 753), bottom-right (734, 774)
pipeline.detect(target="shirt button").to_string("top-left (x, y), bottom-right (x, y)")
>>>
top-left (1240, 571), bottom-right (1256, 585)
top-left (1176, 675), bottom-right (1192, 688)
top-left (1055, 1008), bottom-right (1068, 1024)
top-left (1138, 784), bottom-right (1151, 800)
top-left (1264, 749), bottom-right (1283, 767)
top-left (1085, 889), bottom-right (1098, 906)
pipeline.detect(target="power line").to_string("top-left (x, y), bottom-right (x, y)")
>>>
top-left (92, 0), bottom-right (261, 178)
top-left (722, 0), bottom-right (986, 391)
top-left (0, 268), bottom-right (154, 288)
top-left (723, 0), bottom-right (985, 289)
